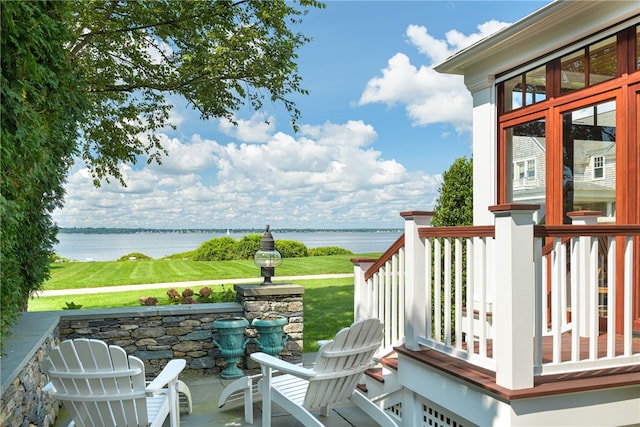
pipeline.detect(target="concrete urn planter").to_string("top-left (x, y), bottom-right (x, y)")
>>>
top-left (251, 315), bottom-right (288, 357)
top-left (213, 317), bottom-right (249, 379)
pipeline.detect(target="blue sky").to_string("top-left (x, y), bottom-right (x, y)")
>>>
top-left (54, 1), bottom-right (550, 230)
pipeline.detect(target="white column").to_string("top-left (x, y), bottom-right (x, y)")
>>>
top-left (352, 258), bottom-right (376, 322)
top-left (490, 204), bottom-right (538, 390)
top-left (402, 211), bottom-right (434, 351)
top-left (567, 211), bottom-right (602, 338)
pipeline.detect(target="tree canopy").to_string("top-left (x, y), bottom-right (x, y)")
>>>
top-left (432, 157), bottom-right (473, 227)
top-left (1, 0), bottom-right (87, 346)
top-left (68, 0), bottom-right (324, 185)
top-left (0, 0), bottom-right (323, 347)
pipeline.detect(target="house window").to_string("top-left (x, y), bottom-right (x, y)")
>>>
top-left (500, 25), bottom-right (640, 112)
top-left (503, 64), bottom-right (546, 111)
top-left (562, 100), bottom-right (616, 221)
top-left (593, 155), bottom-right (605, 179)
top-left (513, 159), bottom-right (536, 181)
top-left (506, 119), bottom-right (546, 213)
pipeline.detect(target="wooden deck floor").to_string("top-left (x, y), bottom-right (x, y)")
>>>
top-left (395, 332), bottom-right (640, 400)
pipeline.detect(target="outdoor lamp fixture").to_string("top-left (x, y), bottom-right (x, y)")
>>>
top-left (254, 225), bottom-right (282, 285)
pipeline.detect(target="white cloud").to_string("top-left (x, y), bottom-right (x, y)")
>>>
top-left (217, 112), bottom-right (276, 143)
top-left (55, 120), bottom-right (441, 229)
top-left (359, 20), bottom-right (511, 132)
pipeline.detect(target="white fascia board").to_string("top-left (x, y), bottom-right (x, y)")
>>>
top-left (436, 1), bottom-right (640, 84)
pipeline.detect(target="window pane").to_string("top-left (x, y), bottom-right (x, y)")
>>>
top-left (593, 156), bottom-right (605, 179)
top-left (503, 75), bottom-right (522, 112)
top-left (562, 101), bottom-right (616, 222)
top-left (525, 65), bottom-right (546, 104)
top-left (561, 49), bottom-right (585, 94)
top-left (589, 35), bottom-right (617, 85)
top-left (506, 119), bottom-right (546, 223)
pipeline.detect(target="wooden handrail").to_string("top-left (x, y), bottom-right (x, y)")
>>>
top-left (364, 234), bottom-right (405, 281)
top-left (534, 224), bottom-right (640, 238)
top-left (418, 225), bottom-right (495, 238)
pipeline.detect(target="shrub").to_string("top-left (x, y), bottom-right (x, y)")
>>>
top-left (276, 240), bottom-right (308, 258)
top-left (236, 234), bottom-right (262, 259)
top-left (192, 237), bottom-right (239, 261)
top-left (117, 252), bottom-right (153, 261)
top-left (161, 250), bottom-right (195, 260)
top-left (308, 246), bottom-right (353, 256)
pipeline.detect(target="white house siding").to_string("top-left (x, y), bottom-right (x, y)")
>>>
top-left (471, 86), bottom-right (497, 227)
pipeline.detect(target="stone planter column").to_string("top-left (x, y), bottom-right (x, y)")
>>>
top-left (234, 284), bottom-right (304, 365)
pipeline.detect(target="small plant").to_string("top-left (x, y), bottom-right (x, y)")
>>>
top-left (62, 301), bottom-right (83, 310)
top-left (138, 296), bottom-right (158, 306)
top-left (167, 288), bottom-right (181, 303)
top-left (197, 286), bottom-right (213, 303)
top-left (138, 286), bottom-right (237, 306)
top-left (216, 285), bottom-right (236, 303)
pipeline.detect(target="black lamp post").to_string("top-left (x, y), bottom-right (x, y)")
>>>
top-left (254, 225), bottom-right (282, 285)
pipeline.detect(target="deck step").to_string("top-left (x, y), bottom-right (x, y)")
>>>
top-left (359, 352), bottom-right (400, 397)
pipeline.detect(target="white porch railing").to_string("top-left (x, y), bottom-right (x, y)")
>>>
top-left (353, 234), bottom-right (406, 356)
top-left (353, 206), bottom-right (640, 390)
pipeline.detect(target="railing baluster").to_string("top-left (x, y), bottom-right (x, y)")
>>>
top-left (384, 261), bottom-right (391, 348)
top-left (372, 273), bottom-right (380, 323)
top-left (541, 249), bottom-right (549, 335)
top-left (465, 238), bottom-right (474, 352)
top-left (434, 238), bottom-right (442, 344)
top-left (534, 237), bottom-right (543, 369)
top-left (399, 247), bottom-right (406, 346)
top-left (589, 237), bottom-right (599, 360)
top-left (623, 237), bottom-right (633, 356)
top-left (444, 238), bottom-right (452, 346)
top-left (606, 237), bottom-right (616, 358)
top-left (391, 254), bottom-right (398, 346)
top-left (552, 238), bottom-right (562, 363)
top-left (570, 237), bottom-right (580, 362)
top-left (425, 237), bottom-right (433, 341)
top-left (479, 236), bottom-right (487, 358)
top-left (455, 238), bottom-right (463, 349)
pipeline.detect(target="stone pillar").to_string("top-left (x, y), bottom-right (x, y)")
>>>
top-left (234, 283), bottom-right (304, 365)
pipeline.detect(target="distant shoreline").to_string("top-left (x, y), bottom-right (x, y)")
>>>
top-left (58, 227), bottom-right (403, 234)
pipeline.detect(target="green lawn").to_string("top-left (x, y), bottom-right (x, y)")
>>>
top-left (35, 255), bottom-right (376, 352)
top-left (44, 254), bottom-right (370, 290)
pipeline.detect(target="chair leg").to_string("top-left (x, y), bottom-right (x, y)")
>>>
top-left (177, 380), bottom-right (192, 414)
top-left (350, 390), bottom-right (398, 427)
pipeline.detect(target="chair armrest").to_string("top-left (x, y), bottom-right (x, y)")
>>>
top-left (250, 352), bottom-right (314, 380)
top-left (146, 359), bottom-right (186, 395)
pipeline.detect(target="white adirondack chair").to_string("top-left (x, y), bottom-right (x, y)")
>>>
top-left (251, 318), bottom-right (398, 427)
top-left (43, 338), bottom-right (187, 427)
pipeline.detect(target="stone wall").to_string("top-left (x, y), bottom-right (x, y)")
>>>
top-left (57, 303), bottom-right (244, 377)
top-left (0, 312), bottom-right (59, 427)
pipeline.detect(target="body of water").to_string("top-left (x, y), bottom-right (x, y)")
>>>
top-left (54, 230), bottom-right (402, 261)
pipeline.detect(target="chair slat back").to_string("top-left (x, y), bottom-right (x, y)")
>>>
top-left (304, 318), bottom-right (383, 409)
top-left (43, 339), bottom-right (149, 427)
